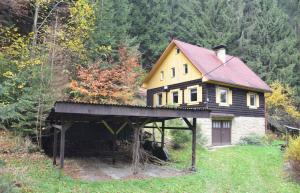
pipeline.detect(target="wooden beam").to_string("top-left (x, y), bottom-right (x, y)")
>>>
top-left (183, 118), bottom-right (193, 129)
top-left (116, 122), bottom-right (127, 134)
top-left (52, 127), bottom-right (58, 165)
top-left (191, 118), bottom-right (197, 171)
top-left (102, 120), bottom-right (114, 134)
top-left (161, 121), bottom-right (165, 148)
top-left (143, 126), bottom-right (191, 130)
top-left (59, 124), bottom-right (66, 169)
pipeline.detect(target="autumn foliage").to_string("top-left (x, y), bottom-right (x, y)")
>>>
top-left (69, 46), bottom-right (143, 104)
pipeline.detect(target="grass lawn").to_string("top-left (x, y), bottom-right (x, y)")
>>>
top-left (1, 144), bottom-right (299, 193)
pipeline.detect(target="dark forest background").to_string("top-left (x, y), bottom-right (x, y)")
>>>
top-left (0, 0), bottom-right (299, 140)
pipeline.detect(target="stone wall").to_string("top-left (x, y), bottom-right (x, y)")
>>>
top-left (197, 117), bottom-right (266, 146)
top-left (231, 117), bottom-right (265, 144)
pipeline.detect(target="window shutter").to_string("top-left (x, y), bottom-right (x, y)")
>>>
top-left (228, 89), bottom-right (233, 105)
top-left (246, 93), bottom-right (250, 107)
top-left (216, 87), bottom-right (220, 103)
top-left (198, 86), bottom-right (202, 102)
top-left (167, 92), bottom-right (171, 105)
top-left (256, 94), bottom-right (260, 108)
top-left (178, 90), bottom-right (183, 104)
top-left (153, 94), bottom-right (157, 107)
top-left (184, 88), bottom-right (189, 104)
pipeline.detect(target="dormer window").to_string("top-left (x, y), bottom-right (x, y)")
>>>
top-left (184, 64), bottom-right (188, 74)
top-left (171, 67), bottom-right (175, 78)
top-left (160, 71), bottom-right (164, 81)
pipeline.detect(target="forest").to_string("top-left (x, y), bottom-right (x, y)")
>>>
top-left (0, 0), bottom-right (300, 141)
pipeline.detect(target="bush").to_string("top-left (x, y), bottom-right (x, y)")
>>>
top-left (168, 119), bottom-right (191, 149)
top-left (262, 131), bottom-right (278, 145)
top-left (239, 133), bottom-right (264, 145)
top-left (285, 136), bottom-right (300, 172)
top-left (0, 176), bottom-right (21, 193)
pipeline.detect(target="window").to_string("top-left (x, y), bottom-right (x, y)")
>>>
top-left (249, 93), bottom-right (256, 107)
top-left (172, 91), bottom-right (178, 104)
top-left (220, 88), bottom-right (228, 104)
top-left (212, 121), bottom-right (221, 128)
top-left (190, 88), bottom-right (197, 102)
top-left (176, 48), bottom-right (180, 54)
top-left (160, 71), bottom-right (164, 81)
top-left (183, 64), bottom-right (188, 74)
top-left (158, 93), bottom-right (163, 106)
top-left (171, 67), bottom-right (175, 78)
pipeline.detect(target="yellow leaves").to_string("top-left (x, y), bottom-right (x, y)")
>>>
top-left (285, 136), bottom-right (300, 171)
top-left (3, 71), bottom-right (15, 78)
top-left (266, 81), bottom-right (300, 119)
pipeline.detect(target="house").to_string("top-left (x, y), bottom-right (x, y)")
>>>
top-left (142, 39), bottom-right (271, 146)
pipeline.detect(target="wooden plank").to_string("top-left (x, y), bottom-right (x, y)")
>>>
top-left (143, 126), bottom-right (191, 130)
top-left (102, 120), bottom-right (115, 134)
top-left (52, 127), bottom-right (58, 165)
top-left (116, 122), bottom-right (127, 134)
top-left (191, 118), bottom-right (197, 171)
top-left (183, 118), bottom-right (193, 129)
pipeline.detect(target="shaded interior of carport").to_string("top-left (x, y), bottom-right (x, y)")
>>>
top-left (46, 101), bottom-right (210, 171)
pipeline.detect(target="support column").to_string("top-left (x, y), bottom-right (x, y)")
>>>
top-left (53, 127), bottom-right (58, 165)
top-left (60, 125), bottom-right (66, 169)
top-left (161, 121), bottom-right (165, 148)
top-left (191, 118), bottom-right (197, 171)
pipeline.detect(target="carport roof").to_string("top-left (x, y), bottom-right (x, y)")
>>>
top-left (47, 101), bottom-right (210, 123)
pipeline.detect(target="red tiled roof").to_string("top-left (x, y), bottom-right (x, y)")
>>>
top-left (173, 39), bottom-right (271, 92)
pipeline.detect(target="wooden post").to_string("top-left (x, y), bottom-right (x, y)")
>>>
top-left (53, 127), bottom-right (58, 165)
top-left (161, 121), bottom-right (165, 148)
top-left (191, 118), bottom-right (197, 171)
top-left (60, 125), bottom-right (66, 169)
top-left (112, 134), bottom-right (117, 164)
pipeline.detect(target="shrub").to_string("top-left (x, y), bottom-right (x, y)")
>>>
top-left (239, 133), bottom-right (263, 145)
top-left (0, 176), bottom-right (21, 193)
top-left (285, 136), bottom-right (300, 172)
top-left (168, 119), bottom-right (191, 149)
top-left (262, 131), bottom-right (278, 145)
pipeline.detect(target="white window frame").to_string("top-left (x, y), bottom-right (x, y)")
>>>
top-left (219, 87), bottom-right (229, 106)
top-left (172, 91), bottom-right (179, 104)
top-left (171, 67), bottom-right (175, 78)
top-left (248, 92), bottom-right (258, 109)
top-left (190, 88), bottom-right (198, 102)
top-left (160, 71), bottom-right (164, 81)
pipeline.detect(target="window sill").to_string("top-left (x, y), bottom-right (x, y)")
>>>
top-left (218, 103), bottom-right (230, 107)
top-left (186, 101), bottom-right (200, 105)
top-left (248, 106), bottom-right (258, 109)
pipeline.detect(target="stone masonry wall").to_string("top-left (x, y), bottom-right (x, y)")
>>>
top-left (231, 117), bottom-right (265, 144)
top-left (197, 117), bottom-right (265, 146)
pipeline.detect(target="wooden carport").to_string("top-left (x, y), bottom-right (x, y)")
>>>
top-left (46, 101), bottom-right (210, 171)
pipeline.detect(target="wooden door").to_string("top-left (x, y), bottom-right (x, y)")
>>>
top-left (212, 120), bottom-right (231, 146)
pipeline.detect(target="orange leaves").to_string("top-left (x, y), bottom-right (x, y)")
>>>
top-left (69, 46), bottom-right (143, 104)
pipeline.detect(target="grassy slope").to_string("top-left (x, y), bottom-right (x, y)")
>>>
top-left (1, 145), bottom-right (299, 193)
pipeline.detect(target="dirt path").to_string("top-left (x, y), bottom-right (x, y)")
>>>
top-left (63, 157), bottom-right (187, 181)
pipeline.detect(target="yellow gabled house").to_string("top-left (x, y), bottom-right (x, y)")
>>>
top-left (142, 39), bottom-right (271, 146)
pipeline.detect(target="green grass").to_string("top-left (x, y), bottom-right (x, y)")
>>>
top-left (1, 145), bottom-right (300, 193)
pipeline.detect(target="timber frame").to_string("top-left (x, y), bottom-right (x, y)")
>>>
top-left (47, 101), bottom-right (210, 171)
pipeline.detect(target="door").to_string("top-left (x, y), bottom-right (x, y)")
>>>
top-left (212, 120), bottom-right (231, 146)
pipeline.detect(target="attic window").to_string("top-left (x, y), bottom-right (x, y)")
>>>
top-left (160, 71), bottom-right (164, 81)
top-left (184, 64), bottom-right (188, 74)
top-left (171, 67), bottom-right (175, 78)
top-left (176, 48), bottom-right (180, 54)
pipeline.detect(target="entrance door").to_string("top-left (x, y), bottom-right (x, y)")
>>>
top-left (212, 120), bottom-right (231, 146)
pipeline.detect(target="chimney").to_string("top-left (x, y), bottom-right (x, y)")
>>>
top-left (213, 45), bottom-right (226, 63)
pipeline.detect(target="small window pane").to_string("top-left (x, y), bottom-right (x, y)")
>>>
top-left (171, 67), bottom-right (175, 77)
top-left (213, 121), bottom-right (221, 128)
top-left (173, 92), bottom-right (178, 104)
top-left (184, 64), bottom-right (188, 74)
top-left (220, 89), bottom-right (227, 103)
top-left (250, 94), bottom-right (256, 106)
top-left (158, 94), bottom-right (162, 105)
top-left (160, 71), bottom-right (164, 80)
top-left (190, 88), bottom-right (197, 102)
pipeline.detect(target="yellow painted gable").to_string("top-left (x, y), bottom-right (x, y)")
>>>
top-left (142, 45), bottom-right (202, 89)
